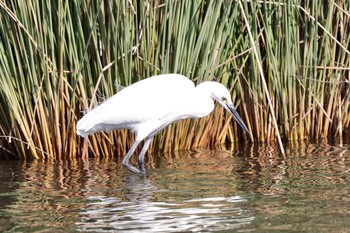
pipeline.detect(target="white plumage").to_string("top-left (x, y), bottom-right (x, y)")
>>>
top-left (77, 74), bottom-right (251, 175)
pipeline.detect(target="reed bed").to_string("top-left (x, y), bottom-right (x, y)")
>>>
top-left (0, 0), bottom-right (349, 159)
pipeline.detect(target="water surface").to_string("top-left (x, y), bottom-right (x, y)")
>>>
top-left (0, 141), bottom-right (350, 232)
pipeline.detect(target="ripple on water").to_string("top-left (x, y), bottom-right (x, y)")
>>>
top-left (0, 142), bottom-right (350, 232)
top-left (77, 194), bottom-right (254, 232)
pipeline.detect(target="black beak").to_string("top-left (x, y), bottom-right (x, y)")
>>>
top-left (227, 104), bottom-right (252, 140)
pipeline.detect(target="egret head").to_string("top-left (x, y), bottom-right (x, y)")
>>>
top-left (200, 81), bottom-right (252, 140)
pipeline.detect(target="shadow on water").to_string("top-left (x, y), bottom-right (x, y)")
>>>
top-left (0, 140), bottom-right (350, 232)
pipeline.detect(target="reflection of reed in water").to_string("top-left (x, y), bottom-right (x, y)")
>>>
top-left (2, 158), bottom-right (125, 231)
top-left (2, 142), bottom-right (349, 232)
top-left (229, 142), bottom-right (349, 195)
top-left (230, 141), bottom-right (350, 224)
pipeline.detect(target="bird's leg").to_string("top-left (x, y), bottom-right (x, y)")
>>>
top-left (122, 140), bottom-right (142, 175)
top-left (138, 138), bottom-right (152, 174)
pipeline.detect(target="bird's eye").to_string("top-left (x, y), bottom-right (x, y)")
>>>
top-left (222, 97), bottom-right (227, 103)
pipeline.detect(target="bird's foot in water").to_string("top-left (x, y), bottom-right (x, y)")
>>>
top-left (138, 161), bottom-right (146, 176)
top-left (123, 162), bottom-right (146, 176)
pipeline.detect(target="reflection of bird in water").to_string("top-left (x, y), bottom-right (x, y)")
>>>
top-left (77, 171), bottom-right (251, 233)
top-left (77, 74), bottom-right (251, 175)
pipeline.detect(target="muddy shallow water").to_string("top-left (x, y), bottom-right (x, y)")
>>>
top-left (0, 141), bottom-right (350, 232)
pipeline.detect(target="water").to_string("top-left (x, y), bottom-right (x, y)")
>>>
top-left (0, 142), bottom-right (350, 232)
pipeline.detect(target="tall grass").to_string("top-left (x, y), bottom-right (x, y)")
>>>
top-left (0, 0), bottom-right (349, 159)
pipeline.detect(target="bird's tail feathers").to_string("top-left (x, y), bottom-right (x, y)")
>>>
top-left (76, 111), bottom-right (100, 137)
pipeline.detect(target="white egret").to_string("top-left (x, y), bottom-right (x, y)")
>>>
top-left (77, 74), bottom-right (251, 175)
